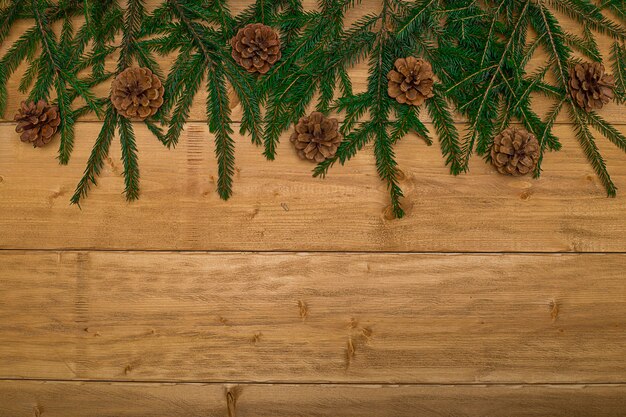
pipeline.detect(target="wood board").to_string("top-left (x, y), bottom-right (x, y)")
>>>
top-left (1, 381), bottom-right (625, 417)
top-left (1, 251), bottom-right (624, 383)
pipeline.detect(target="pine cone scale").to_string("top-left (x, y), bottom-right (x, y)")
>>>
top-left (14, 100), bottom-right (61, 148)
top-left (231, 24), bottom-right (281, 75)
top-left (569, 62), bottom-right (615, 112)
top-left (290, 112), bottom-right (342, 163)
top-left (388, 57), bottom-right (435, 106)
top-left (491, 127), bottom-right (539, 176)
top-left (111, 67), bottom-right (164, 120)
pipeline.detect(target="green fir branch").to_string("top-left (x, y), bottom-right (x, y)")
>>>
top-left (118, 116), bottom-right (141, 201)
top-left (570, 105), bottom-right (617, 196)
top-left (71, 105), bottom-right (117, 205)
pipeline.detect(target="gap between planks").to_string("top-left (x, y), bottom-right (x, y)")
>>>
top-left (2, 249), bottom-right (626, 254)
top-left (1, 377), bottom-right (626, 387)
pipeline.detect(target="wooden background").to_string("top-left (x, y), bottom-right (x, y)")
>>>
top-left (1, 1), bottom-right (626, 416)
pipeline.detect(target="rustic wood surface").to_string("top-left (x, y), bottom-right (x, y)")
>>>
top-left (2, 381), bottom-right (626, 417)
top-left (1, 124), bottom-right (626, 252)
top-left (1, 0), bottom-right (626, 415)
top-left (1, 251), bottom-right (625, 383)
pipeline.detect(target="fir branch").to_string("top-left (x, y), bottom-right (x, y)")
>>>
top-left (569, 105), bottom-right (617, 196)
top-left (71, 105), bottom-right (117, 205)
top-left (260, 0), bottom-right (349, 160)
top-left (118, 116), bottom-right (141, 201)
top-left (529, 0), bottom-right (570, 87)
top-left (534, 98), bottom-right (565, 177)
top-left (313, 122), bottom-right (374, 178)
top-left (374, 122), bottom-right (405, 218)
top-left (461, 0), bottom-right (531, 164)
top-left (391, 102), bottom-right (430, 145)
top-left (586, 110), bottom-right (626, 153)
top-left (164, 53), bottom-right (205, 147)
top-left (547, 0), bottom-right (626, 41)
top-left (207, 65), bottom-right (236, 200)
top-left (395, 0), bottom-right (437, 41)
top-left (350, 0), bottom-right (403, 217)
top-left (426, 86), bottom-right (463, 174)
top-left (0, 27), bottom-right (38, 115)
top-left (55, 76), bottom-right (75, 164)
top-left (611, 42), bottom-right (626, 104)
top-left (0, 0), bottom-right (24, 44)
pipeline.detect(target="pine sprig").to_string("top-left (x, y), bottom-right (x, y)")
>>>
top-left (70, 105), bottom-right (117, 205)
top-left (426, 85), bottom-right (463, 174)
top-left (312, 0), bottom-right (467, 217)
top-left (146, 0), bottom-right (262, 200)
top-left (570, 105), bottom-right (617, 196)
top-left (71, 0), bottom-right (160, 204)
top-left (611, 42), bottom-right (626, 103)
top-left (450, 0), bottom-right (626, 197)
top-left (1, 0), bottom-right (625, 210)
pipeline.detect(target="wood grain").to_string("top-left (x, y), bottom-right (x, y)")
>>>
top-left (1, 381), bottom-right (626, 417)
top-left (2, 1), bottom-right (626, 414)
top-left (1, 251), bottom-right (625, 383)
top-left (1, 123), bottom-right (625, 251)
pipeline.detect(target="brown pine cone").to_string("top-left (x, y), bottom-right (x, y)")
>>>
top-left (491, 127), bottom-right (539, 176)
top-left (14, 100), bottom-right (61, 148)
top-left (231, 23), bottom-right (281, 74)
top-left (290, 112), bottom-right (342, 163)
top-left (569, 62), bottom-right (615, 112)
top-left (388, 57), bottom-right (435, 106)
top-left (111, 67), bottom-right (164, 120)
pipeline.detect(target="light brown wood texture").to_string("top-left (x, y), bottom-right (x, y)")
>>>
top-left (1, 123), bottom-right (626, 251)
top-left (2, 0), bottom-right (626, 414)
top-left (1, 251), bottom-right (625, 383)
top-left (2, 381), bottom-right (626, 417)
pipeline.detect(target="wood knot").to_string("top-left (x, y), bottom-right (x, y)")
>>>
top-left (226, 386), bottom-right (242, 417)
top-left (0, 175), bottom-right (4, 183)
top-left (298, 300), bottom-right (308, 320)
top-left (348, 318), bottom-right (358, 329)
top-left (395, 168), bottom-right (406, 181)
top-left (383, 205), bottom-right (396, 220)
top-left (549, 299), bottom-right (560, 321)
top-left (249, 207), bottom-right (260, 219)
top-left (345, 337), bottom-right (356, 368)
top-left (83, 327), bottom-right (101, 337)
top-left (105, 156), bottom-right (121, 175)
top-left (281, 203), bottom-right (290, 212)
top-left (33, 405), bottom-right (43, 417)
top-left (519, 189), bottom-right (532, 200)
top-left (361, 327), bottom-right (373, 342)
top-left (251, 332), bottom-right (262, 345)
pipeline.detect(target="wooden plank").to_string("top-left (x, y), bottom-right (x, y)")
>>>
top-left (1, 123), bottom-right (626, 251)
top-left (0, 380), bottom-right (225, 417)
top-left (1, 251), bottom-right (625, 383)
top-left (1, 0), bottom-right (625, 124)
top-left (1, 381), bottom-right (626, 417)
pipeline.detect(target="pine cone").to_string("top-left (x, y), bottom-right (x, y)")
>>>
top-left (387, 57), bottom-right (435, 106)
top-left (14, 100), bottom-right (61, 148)
top-left (569, 62), bottom-right (615, 112)
top-left (491, 127), bottom-right (539, 176)
top-left (111, 67), bottom-right (164, 120)
top-left (290, 112), bottom-right (342, 163)
top-left (231, 23), bottom-right (281, 74)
